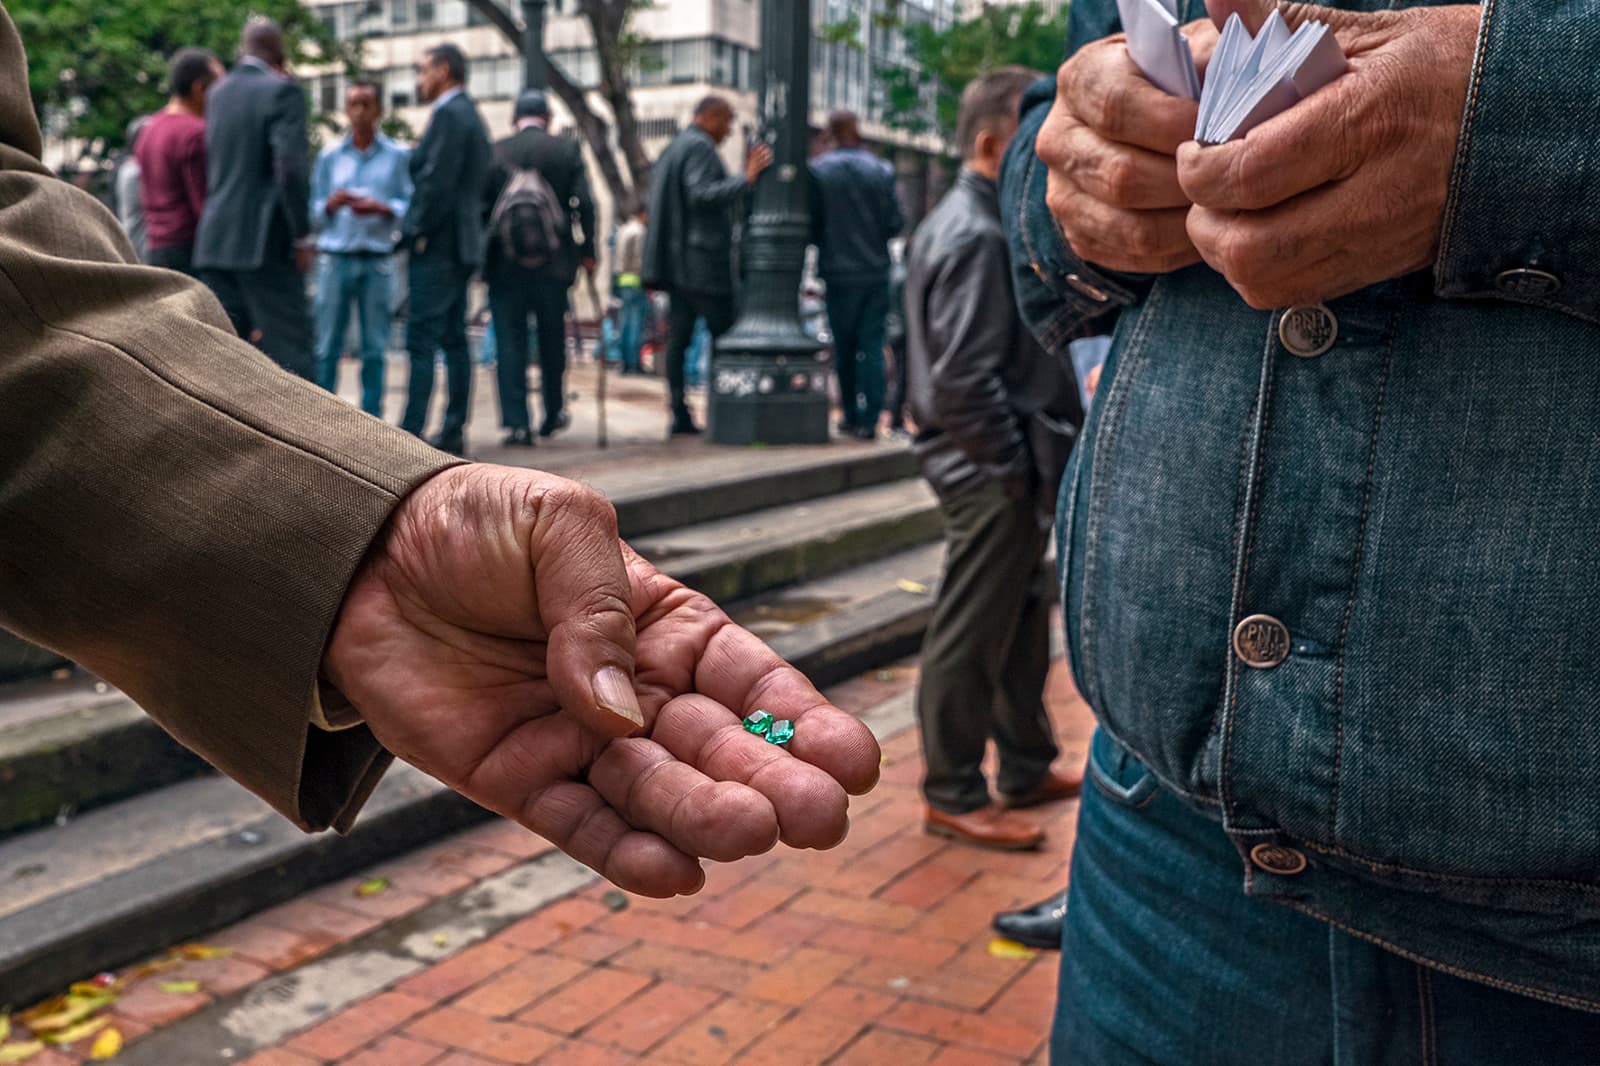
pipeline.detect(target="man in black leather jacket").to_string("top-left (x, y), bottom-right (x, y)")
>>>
top-left (905, 68), bottom-right (1085, 852)
top-left (641, 96), bottom-right (771, 435)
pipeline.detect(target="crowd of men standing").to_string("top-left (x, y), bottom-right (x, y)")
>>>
top-left (118, 18), bottom-right (593, 456)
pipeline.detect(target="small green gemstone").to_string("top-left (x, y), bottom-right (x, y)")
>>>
top-left (743, 710), bottom-right (774, 735)
top-left (766, 719), bottom-right (795, 745)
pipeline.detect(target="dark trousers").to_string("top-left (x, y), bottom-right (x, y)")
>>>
top-left (825, 280), bottom-right (890, 431)
top-left (886, 335), bottom-right (909, 430)
top-left (666, 288), bottom-right (736, 421)
top-left (144, 244), bottom-right (196, 277)
top-left (916, 479), bottom-right (1058, 814)
top-left (487, 268), bottom-right (569, 431)
top-left (401, 253), bottom-right (473, 442)
top-left (199, 262), bottom-right (314, 380)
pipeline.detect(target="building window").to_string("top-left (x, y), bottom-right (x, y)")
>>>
top-left (391, 0), bottom-right (410, 26)
top-left (416, 0), bottom-right (435, 26)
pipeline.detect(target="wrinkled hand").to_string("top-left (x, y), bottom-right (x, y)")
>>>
top-left (745, 143), bottom-right (774, 184)
top-left (1039, 19), bottom-right (1218, 274)
top-left (1177, 1), bottom-right (1480, 308)
top-left (322, 465), bottom-right (881, 897)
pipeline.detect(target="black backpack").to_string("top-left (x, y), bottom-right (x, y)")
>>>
top-left (490, 165), bottom-right (565, 269)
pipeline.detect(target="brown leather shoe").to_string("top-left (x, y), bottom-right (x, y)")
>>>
top-left (924, 805), bottom-right (1046, 851)
top-left (997, 766), bottom-right (1085, 810)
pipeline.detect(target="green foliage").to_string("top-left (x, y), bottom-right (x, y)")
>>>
top-left (876, 1), bottom-right (1069, 143)
top-left (11, 0), bottom-right (362, 157)
top-left (820, 13), bottom-right (863, 49)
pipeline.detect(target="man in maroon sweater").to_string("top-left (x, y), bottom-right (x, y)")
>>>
top-left (135, 47), bottom-right (222, 275)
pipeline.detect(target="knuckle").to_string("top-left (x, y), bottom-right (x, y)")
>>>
top-left (1100, 154), bottom-right (1143, 207)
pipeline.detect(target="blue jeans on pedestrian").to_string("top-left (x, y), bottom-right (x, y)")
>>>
top-left (618, 285), bottom-right (650, 373)
top-left (825, 280), bottom-right (889, 431)
top-left (314, 252), bottom-right (392, 418)
top-left (1054, 727), bottom-right (1600, 1064)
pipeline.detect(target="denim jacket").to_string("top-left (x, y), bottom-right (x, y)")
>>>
top-left (1004, 0), bottom-right (1600, 1011)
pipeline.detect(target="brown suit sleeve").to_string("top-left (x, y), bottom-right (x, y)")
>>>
top-left (0, 4), bottom-right (461, 831)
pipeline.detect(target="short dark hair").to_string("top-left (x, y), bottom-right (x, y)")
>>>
top-left (425, 43), bottom-right (468, 84)
top-left (240, 17), bottom-right (286, 67)
top-left (347, 80), bottom-right (383, 107)
top-left (169, 47), bottom-right (220, 100)
top-left (694, 95), bottom-right (731, 118)
top-left (955, 66), bottom-right (1039, 160)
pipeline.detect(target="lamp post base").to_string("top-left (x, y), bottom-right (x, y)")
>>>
top-left (707, 344), bottom-right (832, 446)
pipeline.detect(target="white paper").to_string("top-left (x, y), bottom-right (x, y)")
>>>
top-left (1194, 15), bottom-right (1347, 143)
top-left (1118, 0), bottom-right (1201, 100)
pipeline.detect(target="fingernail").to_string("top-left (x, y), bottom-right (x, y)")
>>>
top-left (592, 666), bottom-right (645, 729)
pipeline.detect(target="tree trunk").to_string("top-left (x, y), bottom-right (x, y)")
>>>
top-left (580, 0), bottom-right (652, 210)
top-left (461, 0), bottom-right (645, 215)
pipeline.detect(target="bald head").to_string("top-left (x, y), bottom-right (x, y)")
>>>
top-left (693, 95), bottom-right (735, 144)
top-left (827, 110), bottom-right (861, 147)
top-left (241, 17), bottom-right (286, 69)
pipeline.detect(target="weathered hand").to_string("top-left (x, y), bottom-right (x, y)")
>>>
top-left (745, 143), bottom-right (774, 184)
top-left (1177, 1), bottom-right (1480, 308)
top-left (323, 465), bottom-right (881, 897)
top-left (1039, 19), bottom-right (1218, 274)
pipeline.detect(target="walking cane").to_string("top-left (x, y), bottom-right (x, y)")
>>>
top-left (582, 267), bottom-right (608, 449)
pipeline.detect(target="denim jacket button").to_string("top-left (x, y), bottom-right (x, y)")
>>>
top-left (1278, 304), bottom-right (1337, 357)
top-left (1494, 268), bottom-right (1562, 299)
top-left (1232, 614), bottom-right (1290, 668)
top-left (1250, 843), bottom-right (1308, 876)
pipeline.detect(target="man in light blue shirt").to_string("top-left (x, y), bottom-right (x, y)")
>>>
top-left (310, 81), bottom-right (412, 417)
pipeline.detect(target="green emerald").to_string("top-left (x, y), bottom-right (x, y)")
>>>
top-left (742, 710), bottom-right (774, 735)
top-left (766, 719), bottom-right (795, 746)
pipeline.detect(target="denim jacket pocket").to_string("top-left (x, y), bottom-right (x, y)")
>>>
top-left (1087, 728), bottom-right (1160, 811)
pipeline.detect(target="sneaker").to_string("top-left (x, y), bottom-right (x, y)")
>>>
top-left (501, 428), bottom-right (535, 447)
top-left (539, 411), bottom-right (572, 438)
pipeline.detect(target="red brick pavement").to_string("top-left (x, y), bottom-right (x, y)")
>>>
top-left (22, 661), bottom-right (1092, 1065)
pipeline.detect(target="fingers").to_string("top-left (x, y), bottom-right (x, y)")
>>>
top-left (648, 694), bottom-right (857, 849)
top-left (526, 482), bottom-right (645, 738)
top-left (586, 735), bottom-right (780, 861)
top-left (693, 621), bottom-right (881, 796)
top-left (1056, 123), bottom-right (1191, 209)
top-left (1205, 0), bottom-right (1273, 32)
top-left (1055, 39), bottom-right (1199, 155)
top-left (1055, 193), bottom-right (1201, 274)
top-left (522, 779), bottom-right (706, 897)
top-left (1178, 80), bottom-right (1361, 211)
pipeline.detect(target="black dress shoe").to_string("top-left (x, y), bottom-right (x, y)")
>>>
top-left (539, 410), bottom-right (571, 438)
top-left (991, 889), bottom-right (1068, 951)
top-left (428, 434), bottom-right (466, 457)
top-left (669, 418), bottom-right (703, 437)
top-left (501, 428), bottom-right (535, 447)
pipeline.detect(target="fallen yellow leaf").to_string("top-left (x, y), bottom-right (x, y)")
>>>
top-left (175, 944), bottom-right (234, 961)
top-left (356, 877), bottom-right (390, 897)
top-left (25, 993), bottom-right (114, 1032)
top-left (40, 1016), bottom-right (110, 1046)
top-left (159, 981), bottom-right (200, 995)
top-left (896, 579), bottom-right (929, 594)
top-left (986, 937), bottom-right (1038, 960)
top-left (431, 932), bottom-right (449, 947)
top-left (89, 1027), bottom-right (123, 1060)
top-left (130, 957), bottom-right (184, 979)
top-left (0, 1040), bottom-right (44, 1063)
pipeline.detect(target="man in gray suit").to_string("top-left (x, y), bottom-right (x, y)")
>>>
top-left (398, 43), bottom-right (492, 456)
top-left (193, 18), bottom-right (314, 380)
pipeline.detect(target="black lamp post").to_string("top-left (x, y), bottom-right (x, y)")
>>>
top-left (707, 0), bottom-right (830, 445)
top-left (521, 0), bottom-right (548, 89)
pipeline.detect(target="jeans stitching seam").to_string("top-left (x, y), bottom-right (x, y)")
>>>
top-left (1300, 838), bottom-right (1600, 894)
top-left (1433, 0), bottom-right (1494, 285)
top-left (1286, 902), bottom-right (1600, 1013)
top-left (1219, 319), bottom-right (1281, 822)
top-left (1328, 316), bottom-right (1398, 842)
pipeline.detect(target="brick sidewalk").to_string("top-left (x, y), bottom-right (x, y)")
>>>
top-left (14, 664), bottom-right (1092, 1066)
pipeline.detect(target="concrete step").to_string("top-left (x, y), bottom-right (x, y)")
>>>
top-left (638, 478), bottom-right (941, 603)
top-left (0, 543), bottom-right (945, 1005)
top-left (0, 449), bottom-right (926, 838)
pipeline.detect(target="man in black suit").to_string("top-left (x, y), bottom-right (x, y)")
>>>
top-left (483, 89), bottom-right (595, 447)
top-left (193, 18), bottom-right (314, 379)
top-left (641, 96), bottom-right (770, 436)
top-left (398, 43), bottom-right (492, 456)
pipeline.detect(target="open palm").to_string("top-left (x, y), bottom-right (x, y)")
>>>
top-left (323, 465), bottom-right (881, 896)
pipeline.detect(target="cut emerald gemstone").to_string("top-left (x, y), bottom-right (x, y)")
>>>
top-left (766, 719), bottom-right (795, 745)
top-left (742, 710), bottom-right (774, 735)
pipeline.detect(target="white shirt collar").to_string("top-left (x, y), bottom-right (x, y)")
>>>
top-left (432, 85), bottom-right (463, 112)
